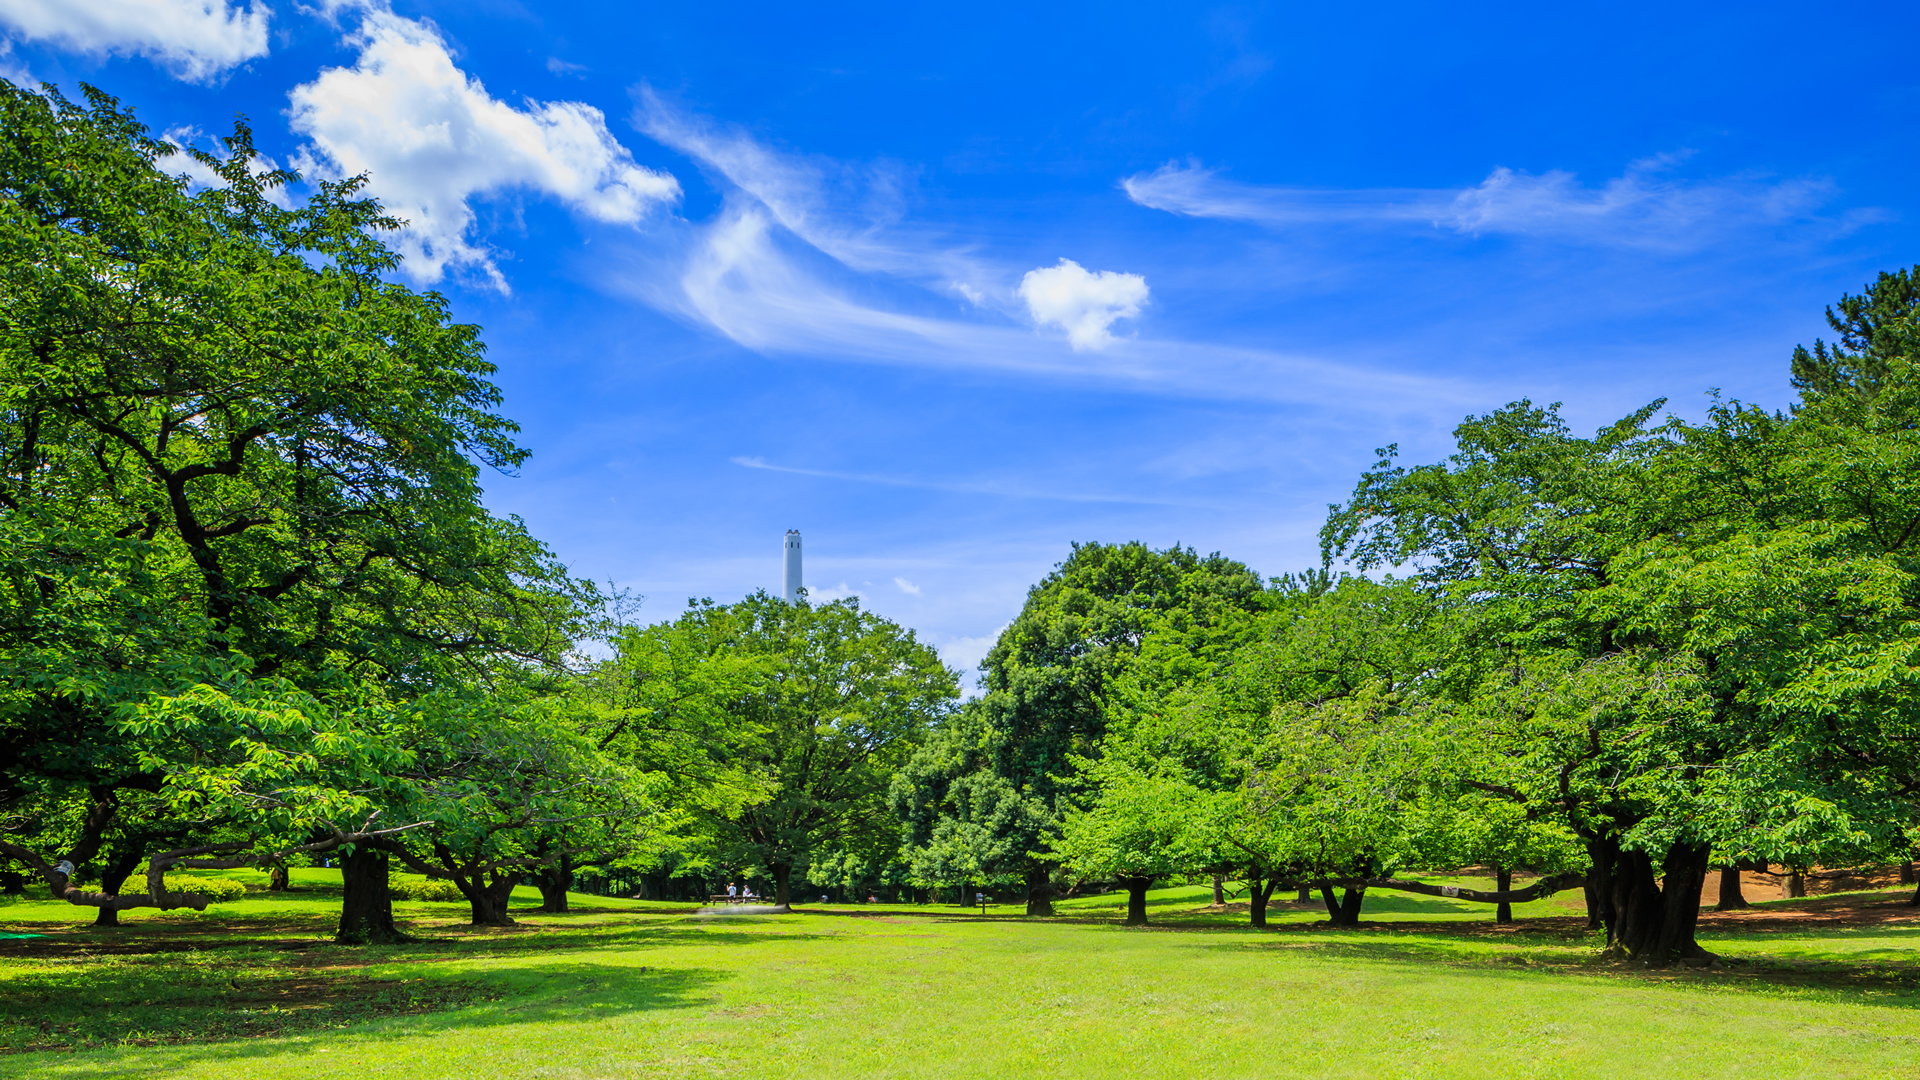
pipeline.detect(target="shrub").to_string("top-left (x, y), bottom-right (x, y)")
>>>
top-left (160, 875), bottom-right (249, 903)
top-left (122, 870), bottom-right (251, 903)
top-left (390, 878), bottom-right (464, 902)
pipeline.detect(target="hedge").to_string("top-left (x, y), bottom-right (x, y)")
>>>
top-left (390, 878), bottom-right (464, 902)
top-left (156, 874), bottom-right (249, 903)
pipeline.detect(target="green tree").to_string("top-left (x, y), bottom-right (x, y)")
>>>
top-left (893, 542), bottom-right (1273, 915)
top-left (1054, 761), bottom-right (1207, 924)
top-left (1324, 379), bottom-right (1920, 961)
top-left (0, 82), bottom-right (594, 926)
top-left (597, 592), bottom-right (956, 906)
top-left (889, 705), bottom-right (1042, 900)
top-left (372, 694), bottom-right (666, 928)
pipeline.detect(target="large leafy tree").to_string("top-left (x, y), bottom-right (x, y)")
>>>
top-left (893, 542), bottom-right (1273, 914)
top-left (1714, 267), bottom-right (1920, 902)
top-left (1211, 577), bottom-right (1454, 926)
top-left (368, 694), bottom-right (665, 928)
top-left (1050, 570), bottom-right (1325, 926)
top-left (596, 592), bottom-right (956, 906)
top-left (0, 82), bottom-right (595, 920)
top-left (1323, 331), bottom-right (1920, 963)
top-left (1322, 400), bottom-right (1766, 963)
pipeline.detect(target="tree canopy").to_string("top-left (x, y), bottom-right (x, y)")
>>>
top-left (0, 82), bottom-right (609, 934)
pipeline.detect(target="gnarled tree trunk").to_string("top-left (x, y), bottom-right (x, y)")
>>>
top-left (1025, 861), bottom-right (1054, 916)
top-left (1494, 866), bottom-right (1512, 924)
top-left (1121, 876), bottom-right (1152, 925)
top-left (267, 862), bottom-right (291, 891)
top-left (1248, 875), bottom-right (1277, 928)
top-left (1591, 835), bottom-right (1713, 966)
top-left (337, 847), bottom-right (407, 944)
top-left (93, 848), bottom-right (145, 927)
top-left (455, 869), bottom-right (521, 926)
top-left (537, 855), bottom-right (573, 913)
top-left (1320, 884), bottom-right (1365, 926)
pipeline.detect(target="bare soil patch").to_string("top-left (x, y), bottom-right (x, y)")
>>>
top-left (1697, 890), bottom-right (1920, 932)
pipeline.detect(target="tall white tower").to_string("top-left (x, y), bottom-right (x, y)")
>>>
top-left (782, 530), bottom-right (803, 603)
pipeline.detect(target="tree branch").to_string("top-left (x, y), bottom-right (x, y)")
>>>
top-left (1316, 871), bottom-right (1587, 905)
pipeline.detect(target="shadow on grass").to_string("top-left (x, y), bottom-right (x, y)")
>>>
top-left (0, 908), bottom-right (840, 1061)
top-left (0, 936), bottom-right (745, 1063)
top-left (1191, 922), bottom-right (1920, 1006)
top-left (0, 902), bottom-right (821, 959)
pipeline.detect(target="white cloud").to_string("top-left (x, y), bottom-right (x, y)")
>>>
top-left (893, 576), bottom-right (921, 595)
top-left (0, 0), bottom-right (268, 82)
top-left (1018, 259), bottom-right (1149, 351)
top-left (934, 625), bottom-right (1007, 695)
top-left (602, 97), bottom-right (1482, 408)
top-left (1123, 158), bottom-right (1850, 251)
top-left (1122, 159), bottom-right (1441, 225)
top-left (287, 10), bottom-right (679, 288)
top-left (637, 88), bottom-right (995, 294)
top-left (805, 581), bottom-right (862, 604)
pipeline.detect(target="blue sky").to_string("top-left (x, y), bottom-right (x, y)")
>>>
top-left (8, 0), bottom-right (1917, 681)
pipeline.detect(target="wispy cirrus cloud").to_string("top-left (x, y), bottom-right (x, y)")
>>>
top-left (611, 93), bottom-right (1477, 407)
top-left (1123, 157), bottom-right (1869, 250)
top-left (634, 87), bottom-right (1008, 304)
top-left (728, 455), bottom-right (1216, 507)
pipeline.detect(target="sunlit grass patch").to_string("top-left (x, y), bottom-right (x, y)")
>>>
top-left (1, 882), bottom-right (1917, 1078)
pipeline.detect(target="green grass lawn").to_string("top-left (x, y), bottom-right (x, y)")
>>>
top-left (2, 871), bottom-right (1916, 1078)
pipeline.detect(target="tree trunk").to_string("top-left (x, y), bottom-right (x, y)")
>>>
top-left (337, 847), bottom-right (408, 944)
top-left (267, 863), bottom-right (291, 891)
top-left (1899, 861), bottom-right (1915, 885)
top-left (1024, 861), bottom-right (1054, 916)
top-left (93, 849), bottom-right (144, 928)
top-left (1593, 835), bottom-right (1713, 966)
top-left (1784, 871), bottom-right (1806, 898)
top-left (537, 855), bottom-right (573, 913)
top-left (485, 872), bottom-right (518, 921)
top-left (1297, 884), bottom-right (1311, 904)
top-left (1320, 884), bottom-right (1365, 926)
top-left (1248, 875), bottom-right (1276, 928)
top-left (1122, 876), bottom-right (1152, 925)
top-left (1714, 866), bottom-right (1750, 910)
top-left (1495, 866), bottom-right (1513, 924)
top-left (772, 863), bottom-right (792, 908)
top-left (1583, 861), bottom-right (1605, 930)
top-left (456, 869), bottom-right (521, 926)
top-left (1906, 874), bottom-right (1920, 907)
top-left (1212, 874), bottom-right (1225, 905)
